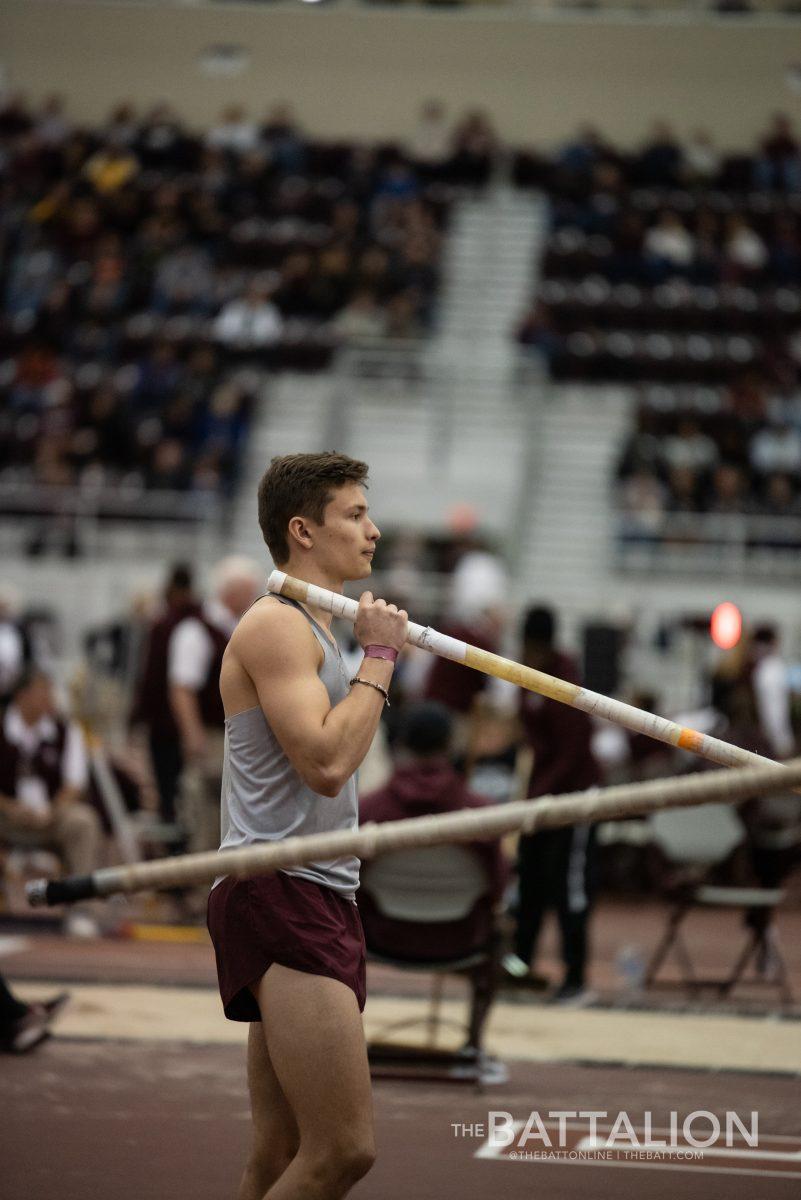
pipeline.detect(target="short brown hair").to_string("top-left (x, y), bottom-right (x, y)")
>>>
top-left (257, 451), bottom-right (369, 565)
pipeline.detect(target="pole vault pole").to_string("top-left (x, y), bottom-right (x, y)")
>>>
top-left (267, 571), bottom-right (785, 777)
top-left (25, 758), bottom-right (801, 906)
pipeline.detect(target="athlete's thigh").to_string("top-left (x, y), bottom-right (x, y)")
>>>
top-left (246, 1016), bottom-right (299, 1150)
top-left (253, 965), bottom-right (373, 1147)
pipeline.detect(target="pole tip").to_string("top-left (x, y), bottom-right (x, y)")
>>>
top-left (266, 570), bottom-right (287, 595)
top-left (26, 879), bottom-right (49, 908)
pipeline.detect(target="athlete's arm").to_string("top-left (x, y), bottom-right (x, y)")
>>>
top-left (230, 594), bottom-right (406, 797)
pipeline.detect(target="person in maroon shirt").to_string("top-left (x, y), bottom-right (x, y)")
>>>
top-left (360, 701), bottom-right (508, 929)
top-left (423, 615), bottom-right (497, 718)
top-left (505, 606), bottom-right (601, 1005)
top-left (360, 701), bottom-right (507, 1050)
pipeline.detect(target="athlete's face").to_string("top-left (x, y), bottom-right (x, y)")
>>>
top-left (314, 483), bottom-right (381, 581)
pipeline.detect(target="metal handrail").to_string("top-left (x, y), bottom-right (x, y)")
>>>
top-left (615, 508), bottom-right (801, 576)
top-left (0, 482), bottom-right (221, 522)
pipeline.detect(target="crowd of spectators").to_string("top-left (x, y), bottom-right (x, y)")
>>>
top-left (616, 378), bottom-right (801, 545)
top-left (509, 115), bottom-right (801, 542)
top-left (515, 116), bottom-right (801, 388)
top-left (0, 95), bottom-right (490, 516)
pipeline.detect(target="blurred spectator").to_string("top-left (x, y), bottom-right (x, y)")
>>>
top-left (504, 606), bottom-right (601, 1004)
top-left (707, 462), bottom-right (751, 515)
top-left (330, 289), bottom-right (387, 340)
top-left (83, 142), bottom-right (139, 195)
top-left (515, 300), bottom-right (561, 367)
top-left (662, 417), bottom-right (719, 474)
top-left (0, 667), bottom-right (102, 937)
top-left (103, 102), bottom-right (138, 148)
top-left (617, 468), bottom-right (666, 544)
top-left (206, 105), bottom-right (259, 156)
top-left (683, 129), bottom-right (721, 186)
top-left (749, 421), bottom-right (801, 477)
top-left (169, 556), bottom-right (261, 854)
top-left (636, 120), bottom-right (683, 188)
top-left (666, 465), bottom-right (701, 515)
top-left (407, 100), bottom-right (451, 177)
top-left (425, 527), bottom-right (508, 745)
top-left (753, 113), bottom-right (801, 192)
top-left (130, 563), bottom-right (197, 835)
top-left (759, 472), bottom-right (801, 518)
top-left (616, 405), bottom-right (663, 478)
top-left (34, 95), bottom-right (72, 149)
top-left (0, 587), bottom-right (33, 703)
top-left (151, 243), bottom-right (215, 315)
top-left (384, 290), bottom-right (424, 339)
top-left (447, 534), bottom-right (508, 628)
top-left (691, 208), bottom-right (722, 283)
top-left (360, 701), bottom-right (508, 955)
top-left (643, 211), bottom-right (695, 275)
top-left (135, 103), bottom-right (186, 168)
top-left (449, 110), bottom-right (499, 187)
top-left (723, 214), bottom-right (768, 277)
top-left (557, 125), bottom-right (610, 179)
top-left (261, 103), bottom-right (307, 175)
top-left (750, 625), bottom-right (795, 760)
top-left (213, 281), bottom-right (284, 350)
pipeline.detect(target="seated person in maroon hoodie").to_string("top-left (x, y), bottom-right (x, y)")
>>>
top-left (359, 701), bottom-right (507, 962)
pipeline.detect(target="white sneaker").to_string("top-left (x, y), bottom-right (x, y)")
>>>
top-left (63, 911), bottom-right (101, 940)
top-left (502, 953), bottom-right (530, 979)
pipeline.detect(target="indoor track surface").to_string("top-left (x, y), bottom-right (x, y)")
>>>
top-left (4, 898), bottom-right (800, 1199)
top-left (5, 1040), bottom-right (801, 1200)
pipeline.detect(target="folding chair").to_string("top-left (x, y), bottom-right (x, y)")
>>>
top-left (359, 844), bottom-right (505, 1086)
top-left (644, 801), bottom-right (793, 1004)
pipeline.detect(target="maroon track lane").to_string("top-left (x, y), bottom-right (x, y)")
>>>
top-left (3, 1041), bottom-right (800, 1200)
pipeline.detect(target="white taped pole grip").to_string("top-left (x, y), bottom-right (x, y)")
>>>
top-left (266, 570), bottom-right (468, 664)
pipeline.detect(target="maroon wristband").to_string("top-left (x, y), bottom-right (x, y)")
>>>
top-left (363, 644), bottom-right (399, 664)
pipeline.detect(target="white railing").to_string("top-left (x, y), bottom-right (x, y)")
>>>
top-left (616, 510), bottom-right (801, 577)
top-left (0, 482), bottom-right (225, 559)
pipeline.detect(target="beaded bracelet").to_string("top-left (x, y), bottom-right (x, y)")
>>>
top-left (349, 676), bottom-right (391, 706)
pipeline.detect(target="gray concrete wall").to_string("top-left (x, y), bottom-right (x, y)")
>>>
top-left (2, 1), bottom-right (798, 149)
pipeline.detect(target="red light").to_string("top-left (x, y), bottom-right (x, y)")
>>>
top-left (710, 602), bottom-right (742, 650)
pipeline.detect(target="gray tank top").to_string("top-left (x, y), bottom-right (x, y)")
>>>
top-left (215, 594), bottom-right (359, 898)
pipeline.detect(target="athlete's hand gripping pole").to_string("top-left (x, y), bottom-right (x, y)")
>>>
top-left (267, 570), bottom-right (788, 779)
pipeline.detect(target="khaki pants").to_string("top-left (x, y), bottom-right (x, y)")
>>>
top-left (179, 729), bottom-right (226, 856)
top-left (0, 802), bottom-right (103, 876)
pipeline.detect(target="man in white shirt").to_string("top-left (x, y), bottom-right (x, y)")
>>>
top-left (0, 668), bottom-right (102, 937)
top-left (206, 104), bottom-right (260, 155)
top-left (751, 625), bottom-right (795, 761)
top-left (213, 282), bottom-right (284, 351)
top-left (170, 557), bottom-right (262, 854)
top-left (0, 585), bottom-right (29, 702)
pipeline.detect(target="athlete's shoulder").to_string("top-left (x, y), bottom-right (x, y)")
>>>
top-left (231, 595), bottom-right (318, 663)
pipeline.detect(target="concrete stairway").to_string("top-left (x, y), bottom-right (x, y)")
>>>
top-left (230, 186), bottom-right (548, 552)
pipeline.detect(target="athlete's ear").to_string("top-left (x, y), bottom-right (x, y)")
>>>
top-left (287, 515), bottom-right (313, 551)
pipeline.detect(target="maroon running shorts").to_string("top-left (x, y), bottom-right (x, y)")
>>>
top-left (206, 870), bottom-right (366, 1021)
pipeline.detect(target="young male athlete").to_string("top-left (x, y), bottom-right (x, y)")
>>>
top-left (207, 452), bottom-right (408, 1200)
